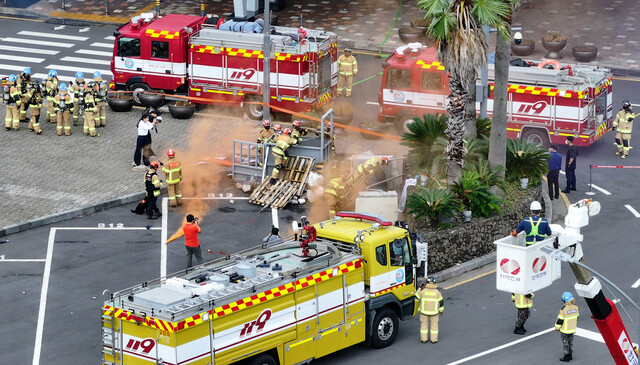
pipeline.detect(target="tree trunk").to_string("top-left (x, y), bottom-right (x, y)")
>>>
top-left (489, 34), bottom-right (510, 177)
top-left (464, 74), bottom-right (477, 139)
top-left (445, 71), bottom-right (468, 186)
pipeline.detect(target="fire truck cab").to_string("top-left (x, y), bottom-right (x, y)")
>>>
top-left (378, 44), bottom-right (614, 147)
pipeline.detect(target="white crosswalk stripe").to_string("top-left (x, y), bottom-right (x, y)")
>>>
top-left (0, 45), bottom-right (59, 55)
top-left (3, 55), bottom-right (45, 63)
top-left (45, 64), bottom-right (112, 76)
top-left (104, 36), bottom-right (115, 40)
top-left (75, 49), bottom-right (113, 57)
top-left (0, 64), bottom-right (26, 73)
top-left (60, 56), bottom-right (110, 66)
top-left (32, 73), bottom-right (76, 83)
top-left (0, 37), bottom-right (75, 48)
top-left (17, 31), bottom-right (89, 41)
top-left (90, 42), bottom-right (113, 49)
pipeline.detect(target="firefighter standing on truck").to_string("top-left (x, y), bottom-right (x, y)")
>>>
top-left (512, 293), bottom-right (534, 335)
top-left (337, 48), bottom-right (358, 97)
top-left (512, 201), bottom-right (552, 246)
top-left (556, 291), bottom-right (579, 362)
top-left (162, 149), bottom-right (183, 207)
top-left (613, 100), bottom-right (638, 159)
top-left (70, 71), bottom-right (86, 126)
top-left (415, 276), bottom-right (444, 343)
top-left (25, 79), bottom-right (44, 134)
top-left (54, 83), bottom-right (73, 136)
top-left (270, 128), bottom-right (298, 185)
top-left (45, 70), bottom-right (59, 123)
top-left (4, 74), bottom-right (21, 131)
top-left (93, 71), bottom-right (107, 128)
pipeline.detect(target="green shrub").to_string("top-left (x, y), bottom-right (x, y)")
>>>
top-left (476, 117), bottom-right (491, 138)
top-left (452, 170), bottom-right (502, 217)
top-left (401, 114), bottom-right (447, 169)
top-left (505, 138), bottom-right (549, 182)
top-left (465, 158), bottom-right (506, 190)
top-left (430, 135), bottom-right (489, 179)
top-left (406, 187), bottom-right (461, 228)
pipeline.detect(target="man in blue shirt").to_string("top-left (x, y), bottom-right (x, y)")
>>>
top-left (512, 201), bottom-right (552, 246)
top-left (547, 144), bottom-right (562, 199)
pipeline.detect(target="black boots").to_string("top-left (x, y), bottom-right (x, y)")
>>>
top-left (513, 326), bottom-right (526, 335)
top-left (559, 354), bottom-right (572, 362)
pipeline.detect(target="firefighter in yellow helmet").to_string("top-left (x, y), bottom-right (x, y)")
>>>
top-left (512, 292), bottom-right (534, 335)
top-left (415, 276), bottom-right (444, 343)
top-left (556, 291), bottom-right (579, 362)
top-left (613, 100), bottom-right (638, 159)
top-left (162, 149), bottom-right (183, 207)
top-left (337, 48), bottom-right (358, 97)
top-left (270, 128), bottom-right (298, 184)
top-left (4, 74), bottom-right (21, 131)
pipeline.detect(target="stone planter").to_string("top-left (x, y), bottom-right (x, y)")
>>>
top-left (107, 95), bottom-right (134, 112)
top-left (398, 28), bottom-right (424, 44)
top-left (359, 123), bottom-right (383, 140)
top-left (410, 24), bottom-right (429, 33)
top-left (511, 40), bottom-right (535, 57)
top-left (541, 39), bottom-right (567, 59)
top-left (572, 45), bottom-right (598, 62)
top-left (333, 115), bottom-right (353, 125)
top-left (168, 101), bottom-right (196, 119)
top-left (138, 92), bottom-right (165, 108)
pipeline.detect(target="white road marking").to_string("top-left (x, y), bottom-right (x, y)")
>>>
top-left (161, 197), bottom-right (168, 279)
top-left (575, 327), bottom-right (605, 343)
top-left (44, 64), bottom-right (112, 76)
top-left (32, 228), bottom-right (56, 365)
top-left (0, 259), bottom-right (46, 262)
top-left (632, 104), bottom-right (640, 107)
top-left (53, 25), bottom-right (65, 31)
top-left (1, 55), bottom-right (45, 63)
top-left (90, 42), bottom-right (114, 48)
top-left (182, 197), bottom-right (250, 200)
top-left (632, 278), bottom-right (640, 289)
top-left (590, 184), bottom-right (611, 195)
top-left (75, 49), bottom-right (113, 57)
top-left (79, 27), bottom-right (90, 33)
top-left (60, 56), bottom-right (111, 65)
top-left (104, 36), bottom-right (115, 40)
top-left (365, 101), bottom-right (379, 105)
top-left (447, 328), bottom-right (555, 364)
top-left (625, 204), bottom-right (640, 218)
top-left (272, 207), bottom-right (279, 228)
top-left (0, 37), bottom-right (75, 48)
top-left (54, 227), bottom-right (162, 230)
top-left (0, 64), bottom-right (28, 72)
top-left (560, 170), bottom-right (566, 175)
top-left (32, 73), bottom-right (75, 82)
top-left (0, 45), bottom-right (59, 55)
top-left (17, 30), bottom-right (88, 41)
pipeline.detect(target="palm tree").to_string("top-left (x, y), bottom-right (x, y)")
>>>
top-left (417, 0), bottom-right (511, 186)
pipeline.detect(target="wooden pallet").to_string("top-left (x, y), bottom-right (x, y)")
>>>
top-left (249, 156), bottom-right (315, 209)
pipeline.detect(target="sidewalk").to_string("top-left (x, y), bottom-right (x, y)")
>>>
top-left (2, 0), bottom-right (639, 75)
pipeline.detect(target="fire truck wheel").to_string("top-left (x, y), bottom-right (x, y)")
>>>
top-left (395, 111), bottom-right (416, 134)
top-left (371, 307), bottom-right (399, 348)
top-left (244, 97), bottom-right (264, 120)
top-left (128, 82), bottom-right (150, 105)
top-left (247, 353), bottom-right (276, 365)
top-left (521, 128), bottom-right (549, 147)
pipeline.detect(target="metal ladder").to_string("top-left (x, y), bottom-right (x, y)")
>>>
top-left (101, 308), bottom-right (117, 365)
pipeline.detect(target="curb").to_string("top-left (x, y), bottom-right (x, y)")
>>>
top-left (432, 252), bottom-right (496, 283)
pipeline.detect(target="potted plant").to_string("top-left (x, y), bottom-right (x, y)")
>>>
top-left (541, 31), bottom-right (568, 59)
top-left (138, 91), bottom-right (165, 108)
top-left (168, 100), bottom-right (196, 119)
top-left (398, 27), bottom-right (425, 44)
top-left (505, 138), bottom-right (550, 185)
top-left (410, 17), bottom-right (430, 32)
top-left (106, 92), bottom-right (134, 112)
top-left (572, 45), bottom-right (598, 62)
top-left (358, 120), bottom-right (384, 140)
top-left (406, 187), bottom-right (461, 229)
top-left (511, 39), bottom-right (535, 57)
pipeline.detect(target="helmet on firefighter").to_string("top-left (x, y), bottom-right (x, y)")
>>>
top-left (48, 69), bottom-right (57, 78)
top-left (8, 74), bottom-right (16, 82)
top-left (59, 83), bottom-right (68, 91)
top-left (381, 156), bottom-right (390, 165)
top-left (293, 120), bottom-right (302, 128)
top-left (167, 149), bottom-right (175, 158)
top-left (562, 292), bottom-right (574, 303)
top-left (263, 119), bottom-right (271, 127)
top-left (149, 161), bottom-right (160, 170)
top-left (344, 48), bottom-right (351, 53)
top-left (23, 67), bottom-right (31, 75)
top-left (623, 100), bottom-right (632, 109)
top-left (284, 128), bottom-right (292, 135)
top-left (87, 81), bottom-right (97, 90)
top-left (93, 71), bottom-right (102, 82)
top-left (426, 276), bottom-right (436, 284)
top-left (530, 200), bottom-right (542, 211)
top-left (273, 124), bottom-right (282, 132)
top-left (75, 71), bottom-right (84, 79)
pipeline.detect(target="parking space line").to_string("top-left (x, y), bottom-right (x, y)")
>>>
top-left (0, 259), bottom-right (46, 262)
top-left (632, 278), bottom-right (640, 289)
top-left (625, 205), bottom-right (640, 218)
top-left (575, 327), bottom-right (604, 343)
top-left (447, 327), bottom-right (555, 364)
top-left (33, 228), bottom-right (56, 365)
top-left (54, 227), bottom-right (162, 230)
top-left (590, 184), bottom-right (611, 195)
top-left (161, 197), bottom-right (168, 279)
top-left (272, 207), bottom-right (279, 229)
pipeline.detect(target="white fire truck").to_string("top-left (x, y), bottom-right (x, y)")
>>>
top-left (101, 212), bottom-right (425, 365)
top-left (110, 13), bottom-right (338, 119)
top-left (378, 45), bottom-right (614, 147)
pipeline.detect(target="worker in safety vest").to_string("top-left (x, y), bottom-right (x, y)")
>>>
top-left (45, 70), bottom-right (59, 123)
top-left (512, 201), bottom-right (552, 246)
top-left (162, 149), bottom-right (183, 207)
top-left (270, 128), bottom-right (298, 184)
top-left (613, 100), bottom-right (638, 159)
top-left (82, 82), bottom-right (100, 137)
top-left (337, 48), bottom-right (358, 97)
top-left (556, 292), bottom-right (579, 362)
top-left (415, 276), bottom-right (444, 343)
top-left (93, 71), bottom-right (108, 128)
top-left (512, 293), bottom-right (534, 335)
top-left (145, 161), bottom-right (163, 219)
top-left (4, 74), bottom-right (21, 131)
top-left (54, 83), bottom-right (74, 136)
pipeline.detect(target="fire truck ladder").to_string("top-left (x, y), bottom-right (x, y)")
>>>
top-left (101, 290), bottom-right (119, 365)
top-left (250, 155), bottom-right (315, 209)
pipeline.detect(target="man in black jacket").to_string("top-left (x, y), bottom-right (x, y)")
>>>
top-left (563, 136), bottom-right (577, 193)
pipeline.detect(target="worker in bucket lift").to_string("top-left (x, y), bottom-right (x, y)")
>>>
top-left (415, 276), bottom-right (444, 343)
top-left (270, 128), bottom-right (298, 185)
top-left (613, 100), bottom-right (638, 159)
top-left (512, 292), bottom-right (534, 335)
top-left (512, 201), bottom-right (552, 246)
top-left (556, 292), bottom-right (579, 362)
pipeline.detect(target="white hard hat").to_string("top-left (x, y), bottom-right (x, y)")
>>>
top-left (530, 201), bottom-right (542, 211)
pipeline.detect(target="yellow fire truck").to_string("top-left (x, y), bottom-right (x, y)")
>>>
top-left (101, 212), bottom-right (422, 365)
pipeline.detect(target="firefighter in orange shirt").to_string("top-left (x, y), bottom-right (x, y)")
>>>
top-left (162, 149), bottom-right (183, 207)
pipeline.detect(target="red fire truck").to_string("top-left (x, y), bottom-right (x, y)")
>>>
top-left (378, 45), bottom-right (614, 147)
top-left (110, 13), bottom-right (338, 119)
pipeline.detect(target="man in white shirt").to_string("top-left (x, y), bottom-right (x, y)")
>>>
top-left (133, 113), bottom-right (159, 171)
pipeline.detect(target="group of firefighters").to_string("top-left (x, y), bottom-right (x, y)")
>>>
top-left (3, 68), bottom-right (108, 136)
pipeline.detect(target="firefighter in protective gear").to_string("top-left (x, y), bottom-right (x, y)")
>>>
top-left (82, 82), bottom-right (99, 137)
top-left (70, 71), bottom-right (86, 126)
top-left (270, 128), bottom-right (298, 184)
top-left (25, 80), bottom-right (44, 134)
top-left (4, 74), bottom-right (21, 131)
top-left (258, 119), bottom-right (275, 166)
top-left (54, 83), bottom-right (74, 136)
top-left (145, 161), bottom-right (163, 219)
top-left (273, 123), bottom-right (282, 136)
top-left (162, 149), bottom-right (183, 207)
top-left (291, 120), bottom-right (309, 144)
top-left (93, 71), bottom-right (107, 127)
top-left (512, 293), bottom-right (534, 335)
top-left (337, 48), bottom-right (358, 97)
top-left (45, 70), bottom-right (59, 123)
top-left (556, 292), bottom-right (579, 362)
top-left (415, 276), bottom-right (444, 343)
top-left (512, 201), bottom-right (552, 246)
top-left (17, 67), bottom-right (32, 122)
top-left (613, 100), bottom-right (638, 158)
top-left (324, 176), bottom-right (346, 216)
